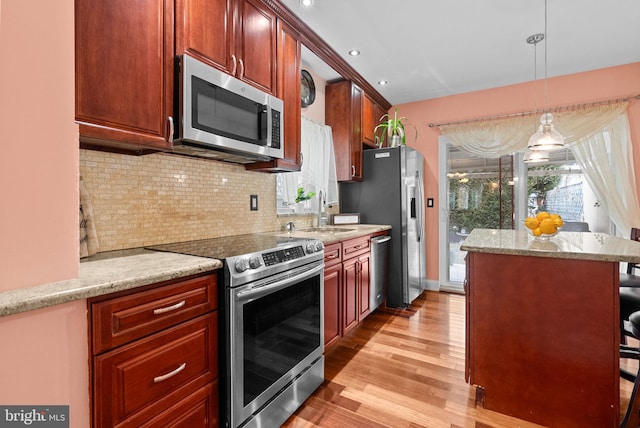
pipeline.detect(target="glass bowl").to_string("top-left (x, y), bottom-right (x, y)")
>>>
top-left (529, 229), bottom-right (559, 240)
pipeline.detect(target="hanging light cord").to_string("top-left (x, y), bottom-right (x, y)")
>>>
top-left (543, 0), bottom-right (549, 113)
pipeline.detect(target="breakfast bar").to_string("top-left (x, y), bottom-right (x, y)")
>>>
top-left (461, 228), bottom-right (640, 428)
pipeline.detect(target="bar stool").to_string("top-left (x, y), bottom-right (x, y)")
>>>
top-left (620, 311), bottom-right (640, 427)
top-left (620, 228), bottom-right (640, 343)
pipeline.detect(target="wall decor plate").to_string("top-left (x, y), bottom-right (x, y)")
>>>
top-left (301, 70), bottom-right (316, 107)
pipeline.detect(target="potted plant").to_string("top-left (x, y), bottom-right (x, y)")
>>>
top-left (374, 106), bottom-right (418, 147)
top-left (295, 186), bottom-right (316, 204)
top-left (294, 186), bottom-right (316, 213)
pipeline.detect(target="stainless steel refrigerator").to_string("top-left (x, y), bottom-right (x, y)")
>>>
top-left (340, 146), bottom-right (427, 308)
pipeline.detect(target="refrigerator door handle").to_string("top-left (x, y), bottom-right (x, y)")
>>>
top-left (416, 171), bottom-right (424, 242)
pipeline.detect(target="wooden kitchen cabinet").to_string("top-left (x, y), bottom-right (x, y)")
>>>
top-left (322, 234), bottom-right (379, 348)
top-left (465, 251), bottom-right (619, 427)
top-left (246, 18), bottom-right (302, 172)
top-left (75, 0), bottom-right (175, 153)
top-left (362, 93), bottom-right (385, 148)
top-left (326, 81), bottom-right (385, 181)
top-left (176, 0), bottom-right (277, 95)
top-left (89, 273), bottom-right (219, 428)
top-left (326, 80), bottom-right (363, 181)
top-left (342, 235), bottom-right (372, 334)
top-left (323, 242), bottom-right (342, 348)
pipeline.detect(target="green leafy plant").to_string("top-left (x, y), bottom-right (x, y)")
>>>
top-left (374, 106), bottom-right (418, 146)
top-left (295, 187), bottom-right (316, 204)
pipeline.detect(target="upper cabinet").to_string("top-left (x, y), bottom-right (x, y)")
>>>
top-left (75, 0), bottom-right (175, 152)
top-left (326, 80), bottom-right (385, 181)
top-left (75, 0), bottom-right (391, 164)
top-left (246, 19), bottom-right (302, 172)
top-left (176, 0), bottom-right (277, 95)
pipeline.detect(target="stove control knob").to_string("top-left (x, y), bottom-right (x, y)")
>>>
top-left (249, 255), bottom-right (262, 269)
top-left (235, 258), bottom-right (249, 273)
top-left (306, 242), bottom-right (324, 253)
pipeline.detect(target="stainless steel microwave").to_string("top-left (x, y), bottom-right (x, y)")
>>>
top-left (173, 54), bottom-right (284, 163)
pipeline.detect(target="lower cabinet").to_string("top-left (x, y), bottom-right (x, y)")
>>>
top-left (342, 235), bottom-right (371, 335)
top-left (88, 273), bottom-right (219, 427)
top-left (323, 233), bottom-right (379, 349)
top-left (323, 243), bottom-right (343, 349)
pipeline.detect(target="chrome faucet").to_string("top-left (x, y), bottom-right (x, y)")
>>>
top-left (317, 190), bottom-right (327, 228)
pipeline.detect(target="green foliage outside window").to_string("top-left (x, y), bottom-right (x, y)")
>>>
top-left (448, 165), bottom-right (560, 233)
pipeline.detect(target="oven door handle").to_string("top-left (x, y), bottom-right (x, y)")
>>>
top-left (235, 263), bottom-right (324, 303)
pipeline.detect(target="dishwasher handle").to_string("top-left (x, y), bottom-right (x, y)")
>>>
top-left (371, 236), bottom-right (391, 244)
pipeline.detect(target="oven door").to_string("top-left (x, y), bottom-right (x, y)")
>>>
top-left (229, 261), bottom-right (324, 428)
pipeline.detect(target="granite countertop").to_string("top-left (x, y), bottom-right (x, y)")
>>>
top-left (0, 250), bottom-right (221, 318)
top-left (461, 228), bottom-right (640, 263)
top-left (0, 225), bottom-right (388, 319)
top-left (274, 224), bottom-right (391, 244)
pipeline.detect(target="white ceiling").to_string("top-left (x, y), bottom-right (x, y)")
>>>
top-left (280, 0), bottom-right (640, 106)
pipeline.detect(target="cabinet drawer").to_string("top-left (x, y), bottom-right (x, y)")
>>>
top-left (342, 236), bottom-right (370, 259)
top-left (134, 382), bottom-right (218, 428)
top-left (91, 274), bottom-right (217, 354)
top-left (323, 242), bottom-right (342, 267)
top-left (94, 313), bottom-right (218, 428)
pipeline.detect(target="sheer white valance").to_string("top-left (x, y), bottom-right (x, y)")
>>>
top-left (439, 102), bottom-right (628, 158)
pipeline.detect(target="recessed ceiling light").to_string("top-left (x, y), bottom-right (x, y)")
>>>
top-left (378, 80), bottom-right (388, 86)
top-left (300, 0), bottom-right (314, 7)
top-left (348, 50), bottom-right (360, 56)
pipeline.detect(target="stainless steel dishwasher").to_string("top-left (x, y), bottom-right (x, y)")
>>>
top-left (370, 235), bottom-right (391, 311)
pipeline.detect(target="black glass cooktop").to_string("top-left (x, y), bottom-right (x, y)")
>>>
top-left (146, 233), bottom-right (309, 260)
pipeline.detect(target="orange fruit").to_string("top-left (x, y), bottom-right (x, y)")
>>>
top-left (524, 217), bottom-right (540, 230)
top-left (532, 227), bottom-right (543, 236)
top-left (552, 217), bottom-right (564, 228)
top-left (536, 211), bottom-right (551, 221)
top-left (539, 218), bottom-right (557, 234)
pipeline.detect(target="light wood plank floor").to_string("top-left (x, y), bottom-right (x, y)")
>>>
top-left (283, 290), bottom-right (638, 428)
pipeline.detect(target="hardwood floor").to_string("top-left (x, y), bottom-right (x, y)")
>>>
top-left (283, 290), bottom-right (638, 428)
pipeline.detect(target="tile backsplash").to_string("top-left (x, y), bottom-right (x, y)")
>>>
top-left (80, 150), bottom-right (309, 252)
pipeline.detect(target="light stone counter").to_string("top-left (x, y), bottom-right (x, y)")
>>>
top-left (1, 225), bottom-right (388, 319)
top-left (0, 251), bottom-right (221, 318)
top-left (461, 228), bottom-right (640, 263)
top-left (273, 224), bottom-right (391, 244)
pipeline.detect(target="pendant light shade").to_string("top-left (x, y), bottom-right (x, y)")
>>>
top-left (523, 149), bottom-right (550, 164)
top-left (527, 112), bottom-right (564, 151)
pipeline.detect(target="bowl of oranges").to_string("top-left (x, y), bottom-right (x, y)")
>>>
top-left (524, 211), bottom-right (564, 239)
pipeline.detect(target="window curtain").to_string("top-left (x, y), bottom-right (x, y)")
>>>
top-left (437, 102), bottom-right (640, 236)
top-left (570, 113), bottom-right (640, 238)
top-left (280, 116), bottom-right (339, 209)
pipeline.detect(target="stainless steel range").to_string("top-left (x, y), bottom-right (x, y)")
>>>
top-left (149, 234), bottom-right (325, 428)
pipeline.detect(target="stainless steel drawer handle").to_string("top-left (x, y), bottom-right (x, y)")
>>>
top-left (153, 363), bottom-right (186, 383)
top-left (152, 300), bottom-right (186, 315)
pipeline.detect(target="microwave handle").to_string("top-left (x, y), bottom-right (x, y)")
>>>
top-left (259, 108), bottom-right (268, 145)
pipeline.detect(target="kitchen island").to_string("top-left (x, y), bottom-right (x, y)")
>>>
top-left (461, 228), bottom-right (640, 428)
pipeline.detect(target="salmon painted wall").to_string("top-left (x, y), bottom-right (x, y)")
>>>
top-left (0, 1), bottom-right (88, 426)
top-left (0, 0), bottom-right (78, 289)
top-left (399, 62), bottom-right (640, 284)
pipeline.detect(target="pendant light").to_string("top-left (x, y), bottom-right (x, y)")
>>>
top-left (523, 149), bottom-right (550, 163)
top-left (527, 0), bottom-right (564, 152)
